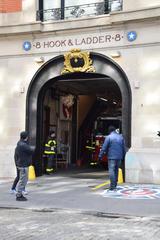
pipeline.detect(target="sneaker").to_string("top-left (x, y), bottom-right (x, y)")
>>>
top-left (10, 189), bottom-right (17, 194)
top-left (22, 190), bottom-right (28, 195)
top-left (16, 195), bottom-right (28, 201)
top-left (107, 188), bottom-right (117, 193)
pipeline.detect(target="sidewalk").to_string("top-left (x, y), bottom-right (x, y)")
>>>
top-left (0, 170), bottom-right (160, 217)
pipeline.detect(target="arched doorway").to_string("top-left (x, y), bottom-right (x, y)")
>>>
top-left (26, 51), bottom-right (131, 176)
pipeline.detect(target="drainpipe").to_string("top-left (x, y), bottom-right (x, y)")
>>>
top-left (61, 0), bottom-right (65, 19)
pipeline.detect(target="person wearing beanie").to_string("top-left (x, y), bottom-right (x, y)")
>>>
top-left (14, 131), bottom-right (35, 201)
top-left (99, 125), bottom-right (126, 192)
top-left (10, 131), bottom-right (29, 195)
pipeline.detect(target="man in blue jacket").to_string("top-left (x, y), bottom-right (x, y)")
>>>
top-left (99, 125), bottom-right (126, 191)
top-left (15, 131), bottom-right (34, 201)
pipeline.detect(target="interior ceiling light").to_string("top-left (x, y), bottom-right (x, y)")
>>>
top-left (98, 97), bottom-right (108, 102)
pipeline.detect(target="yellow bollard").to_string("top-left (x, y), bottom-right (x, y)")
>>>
top-left (118, 168), bottom-right (123, 184)
top-left (28, 165), bottom-right (36, 180)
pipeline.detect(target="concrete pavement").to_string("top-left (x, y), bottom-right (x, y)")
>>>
top-left (1, 169), bottom-right (160, 217)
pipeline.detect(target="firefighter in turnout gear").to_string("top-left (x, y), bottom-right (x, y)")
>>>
top-left (44, 130), bottom-right (57, 174)
top-left (85, 134), bottom-right (96, 166)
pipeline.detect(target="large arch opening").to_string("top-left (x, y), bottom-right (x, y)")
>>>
top-left (26, 52), bottom-right (131, 176)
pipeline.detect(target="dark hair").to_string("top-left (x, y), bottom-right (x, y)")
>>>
top-left (20, 131), bottom-right (28, 140)
top-left (49, 130), bottom-right (55, 135)
top-left (108, 125), bottom-right (116, 134)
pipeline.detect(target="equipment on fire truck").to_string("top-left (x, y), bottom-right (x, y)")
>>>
top-left (85, 133), bottom-right (107, 166)
top-left (83, 116), bottom-right (121, 167)
top-left (93, 134), bottom-right (108, 164)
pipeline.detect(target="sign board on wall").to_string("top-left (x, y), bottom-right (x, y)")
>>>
top-left (1, 24), bottom-right (160, 56)
top-left (20, 30), bottom-right (126, 55)
top-left (22, 30), bottom-right (138, 53)
top-left (0, 29), bottom-right (139, 56)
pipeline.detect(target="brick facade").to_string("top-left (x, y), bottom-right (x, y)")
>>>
top-left (0, 0), bottom-right (22, 13)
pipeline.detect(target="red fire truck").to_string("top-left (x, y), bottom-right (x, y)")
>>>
top-left (85, 117), bottom-right (121, 167)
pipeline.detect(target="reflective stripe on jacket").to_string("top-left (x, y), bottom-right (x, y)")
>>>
top-left (44, 139), bottom-right (57, 155)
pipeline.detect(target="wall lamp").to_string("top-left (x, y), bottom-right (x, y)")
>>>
top-left (34, 56), bottom-right (45, 63)
top-left (110, 51), bottom-right (121, 58)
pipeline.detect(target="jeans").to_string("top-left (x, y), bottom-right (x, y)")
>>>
top-left (11, 167), bottom-right (20, 190)
top-left (108, 159), bottom-right (121, 189)
top-left (16, 167), bottom-right (28, 197)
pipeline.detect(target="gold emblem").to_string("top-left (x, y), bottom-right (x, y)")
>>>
top-left (61, 49), bottom-right (95, 74)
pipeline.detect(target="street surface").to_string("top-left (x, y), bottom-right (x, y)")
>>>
top-left (0, 208), bottom-right (160, 240)
top-left (0, 169), bottom-right (160, 239)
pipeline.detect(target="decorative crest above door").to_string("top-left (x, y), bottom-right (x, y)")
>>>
top-left (61, 49), bottom-right (95, 74)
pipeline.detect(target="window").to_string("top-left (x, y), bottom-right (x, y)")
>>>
top-left (38, 0), bottom-right (122, 22)
top-left (42, 0), bottom-right (61, 21)
top-left (65, 0), bottom-right (105, 19)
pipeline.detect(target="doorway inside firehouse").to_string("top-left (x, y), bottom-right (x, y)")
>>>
top-left (41, 72), bottom-right (122, 174)
top-left (26, 52), bottom-right (131, 177)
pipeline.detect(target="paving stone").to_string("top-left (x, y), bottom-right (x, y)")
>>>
top-left (0, 209), bottom-right (160, 240)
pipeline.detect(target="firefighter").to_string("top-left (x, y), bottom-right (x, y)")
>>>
top-left (44, 130), bottom-right (57, 174)
top-left (85, 135), bottom-right (96, 166)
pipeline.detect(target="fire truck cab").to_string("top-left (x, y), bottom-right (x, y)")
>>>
top-left (83, 116), bottom-right (121, 167)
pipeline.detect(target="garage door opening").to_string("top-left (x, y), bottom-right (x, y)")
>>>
top-left (26, 52), bottom-right (131, 176)
top-left (41, 72), bottom-right (122, 174)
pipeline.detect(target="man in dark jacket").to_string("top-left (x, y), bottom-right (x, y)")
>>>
top-left (99, 126), bottom-right (126, 191)
top-left (15, 131), bottom-right (34, 201)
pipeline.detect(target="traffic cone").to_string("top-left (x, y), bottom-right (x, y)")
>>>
top-left (118, 168), bottom-right (123, 184)
top-left (28, 165), bottom-right (36, 180)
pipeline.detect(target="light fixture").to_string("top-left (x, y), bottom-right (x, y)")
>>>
top-left (34, 56), bottom-right (45, 63)
top-left (11, 84), bottom-right (25, 94)
top-left (110, 51), bottom-right (121, 58)
top-left (20, 86), bottom-right (25, 93)
top-left (134, 80), bottom-right (140, 89)
top-left (98, 97), bottom-right (108, 102)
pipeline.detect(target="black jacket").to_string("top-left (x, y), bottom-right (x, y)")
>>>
top-left (14, 140), bottom-right (34, 167)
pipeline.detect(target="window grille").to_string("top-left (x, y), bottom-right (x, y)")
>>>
top-left (37, 0), bottom-right (123, 22)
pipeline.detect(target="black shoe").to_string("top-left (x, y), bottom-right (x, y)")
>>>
top-left (16, 195), bottom-right (28, 201)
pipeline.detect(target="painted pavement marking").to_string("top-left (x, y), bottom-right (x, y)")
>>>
top-left (102, 185), bottom-right (160, 199)
top-left (92, 180), bottom-right (110, 190)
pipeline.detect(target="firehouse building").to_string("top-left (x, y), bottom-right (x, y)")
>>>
top-left (0, 0), bottom-right (160, 183)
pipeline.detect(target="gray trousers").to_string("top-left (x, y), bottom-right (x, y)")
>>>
top-left (16, 167), bottom-right (28, 197)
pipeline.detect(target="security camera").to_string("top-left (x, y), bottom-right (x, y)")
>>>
top-left (157, 131), bottom-right (160, 137)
